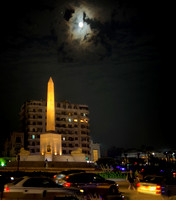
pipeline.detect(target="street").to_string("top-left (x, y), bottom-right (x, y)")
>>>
top-left (1, 179), bottom-right (176, 200)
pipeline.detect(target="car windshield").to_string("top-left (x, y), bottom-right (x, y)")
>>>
top-left (143, 176), bottom-right (163, 184)
top-left (92, 174), bottom-right (106, 183)
top-left (12, 177), bottom-right (24, 185)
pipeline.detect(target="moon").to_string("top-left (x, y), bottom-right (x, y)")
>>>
top-left (78, 21), bottom-right (84, 28)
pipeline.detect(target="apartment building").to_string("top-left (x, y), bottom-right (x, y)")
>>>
top-left (3, 132), bottom-right (24, 157)
top-left (20, 100), bottom-right (90, 157)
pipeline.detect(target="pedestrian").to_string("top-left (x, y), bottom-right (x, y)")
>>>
top-left (45, 159), bottom-right (48, 169)
top-left (127, 170), bottom-right (135, 190)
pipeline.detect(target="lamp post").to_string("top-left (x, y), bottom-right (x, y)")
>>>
top-left (17, 155), bottom-right (20, 171)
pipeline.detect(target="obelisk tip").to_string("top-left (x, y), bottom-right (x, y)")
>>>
top-left (49, 77), bottom-right (53, 82)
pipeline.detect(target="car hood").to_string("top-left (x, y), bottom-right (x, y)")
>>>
top-left (104, 179), bottom-right (116, 184)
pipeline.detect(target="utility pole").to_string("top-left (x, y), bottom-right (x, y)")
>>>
top-left (17, 154), bottom-right (20, 171)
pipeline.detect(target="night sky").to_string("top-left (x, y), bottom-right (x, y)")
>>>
top-left (0, 0), bottom-right (175, 153)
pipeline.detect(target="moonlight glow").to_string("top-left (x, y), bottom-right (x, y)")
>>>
top-left (67, 7), bottom-right (93, 44)
top-left (79, 22), bottom-right (84, 28)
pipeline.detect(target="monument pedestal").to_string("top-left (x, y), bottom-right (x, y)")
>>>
top-left (40, 133), bottom-right (62, 161)
top-left (45, 153), bottom-right (52, 162)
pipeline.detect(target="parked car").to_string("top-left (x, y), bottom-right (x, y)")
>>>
top-left (137, 175), bottom-right (165, 195)
top-left (3, 176), bottom-right (84, 200)
top-left (58, 172), bottom-right (125, 199)
top-left (53, 170), bottom-right (85, 184)
top-left (161, 177), bottom-right (176, 198)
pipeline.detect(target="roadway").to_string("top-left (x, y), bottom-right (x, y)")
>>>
top-left (1, 179), bottom-right (175, 200)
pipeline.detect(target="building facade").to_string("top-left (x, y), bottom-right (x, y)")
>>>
top-left (3, 132), bottom-right (24, 157)
top-left (20, 100), bottom-right (90, 158)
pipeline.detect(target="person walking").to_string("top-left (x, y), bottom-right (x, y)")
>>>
top-left (44, 159), bottom-right (48, 169)
top-left (127, 170), bottom-right (135, 190)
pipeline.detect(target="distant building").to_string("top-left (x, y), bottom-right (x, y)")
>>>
top-left (4, 132), bottom-right (24, 157)
top-left (90, 140), bottom-right (101, 162)
top-left (122, 151), bottom-right (166, 160)
top-left (121, 150), bottom-right (170, 166)
top-left (19, 100), bottom-right (91, 158)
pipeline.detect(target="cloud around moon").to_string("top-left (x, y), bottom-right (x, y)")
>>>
top-left (54, 0), bottom-right (159, 64)
top-left (54, 0), bottom-right (131, 62)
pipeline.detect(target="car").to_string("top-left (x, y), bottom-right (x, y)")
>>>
top-left (161, 177), bottom-right (176, 198)
top-left (137, 175), bottom-right (165, 195)
top-left (53, 170), bottom-right (85, 184)
top-left (3, 176), bottom-right (84, 200)
top-left (58, 172), bottom-right (125, 199)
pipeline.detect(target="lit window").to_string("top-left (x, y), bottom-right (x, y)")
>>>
top-left (32, 135), bottom-right (35, 139)
top-left (74, 119), bottom-right (78, 122)
top-left (63, 137), bottom-right (65, 141)
top-left (80, 119), bottom-right (84, 123)
top-left (68, 118), bottom-right (72, 122)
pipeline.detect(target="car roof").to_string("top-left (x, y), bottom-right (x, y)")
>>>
top-left (66, 172), bottom-right (102, 179)
top-left (12, 176), bottom-right (64, 187)
top-left (68, 172), bottom-right (94, 176)
top-left (56, 170), bottom-right (85, 175)
top-left (12, 176), bottom-right (53, 184)
top-left (65, 172), bottom-right (113, 183)
top-left (142, 175), bottom-right (164, 183)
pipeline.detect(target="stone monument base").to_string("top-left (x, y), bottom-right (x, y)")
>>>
top-left (19, 147), bottom-right (87, 162)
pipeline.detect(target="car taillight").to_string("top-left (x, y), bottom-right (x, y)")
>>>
top-left (156, 185), bottom-right (161, 194)
top-left (137, 183), bottom-right (140, 187)
top-left (4, 186), bottom-right (10, 192)
top-left (63, 182), bottom-right (71, 187)
top-left (53, 175), bottom-right (56, 179)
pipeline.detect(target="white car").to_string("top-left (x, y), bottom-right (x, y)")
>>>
top-left (137, 175), bottom-right (164, 195)
top-left (3, 176), bottom-right (84, 200)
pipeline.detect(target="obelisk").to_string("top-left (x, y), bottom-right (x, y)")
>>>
top-left (40, 77), bottom-right (62, 161)
top-left (46, 77), bottom-right (55, 132)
